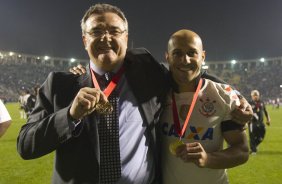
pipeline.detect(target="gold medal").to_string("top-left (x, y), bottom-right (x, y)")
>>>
top-left (95, 101), bottom-right (113, 115)
top-left (169, 140), bottom-right (184, 155)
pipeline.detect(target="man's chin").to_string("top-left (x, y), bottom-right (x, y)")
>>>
top-left (98, 54), bottom-right (116, 63)
top-left (175, 76), bottom-right (197, 84)
top-left (97, 56), bottom-right (122, 71)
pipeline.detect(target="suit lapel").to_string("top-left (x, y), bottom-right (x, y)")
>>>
top-left (77, 64), bottom-right (100, 163)
top-left (78, 64), bottom-right (92, 88)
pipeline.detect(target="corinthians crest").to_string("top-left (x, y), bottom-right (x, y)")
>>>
top-left (199, 97), bottom-right (217, 117)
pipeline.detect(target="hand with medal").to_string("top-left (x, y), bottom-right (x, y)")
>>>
top-left (69, 87), bottom-right (108, 120)
top-left (175, 142), bottom-right (208, 168)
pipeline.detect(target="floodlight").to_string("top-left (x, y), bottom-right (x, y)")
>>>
top-left (44, 56), bottom-right (50, 60)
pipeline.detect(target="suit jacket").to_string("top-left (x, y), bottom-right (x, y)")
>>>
top-left (17, 48), bottom-right (170, 184)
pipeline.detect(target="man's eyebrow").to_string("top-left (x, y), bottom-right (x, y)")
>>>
top-left (172, 49), bottom-right (182, 52)
top-left (89, 25), bottom-right (123, 30)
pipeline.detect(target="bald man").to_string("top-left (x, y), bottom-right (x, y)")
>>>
top-left (160, 29), bottom-right (249, 184)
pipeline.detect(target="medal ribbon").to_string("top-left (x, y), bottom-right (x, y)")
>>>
top-left (90, 65), bottom-right (125, 97)
top-left (172, 78), bottom-right (203, 138)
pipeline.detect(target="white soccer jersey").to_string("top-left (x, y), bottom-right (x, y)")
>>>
top-left (0, 100), bottom-right (11, 123)
top-left (160, 79), bottom-right (240, 184)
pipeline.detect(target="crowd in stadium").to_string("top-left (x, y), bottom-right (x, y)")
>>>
top-left (0, 52), bottom-right (282, 104)
top-left (0, 56), bottom-right (74, 101)
top-left (208, 61), bottom-right (282, 103)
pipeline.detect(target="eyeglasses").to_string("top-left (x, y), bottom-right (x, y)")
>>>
top-left (86, 28), bottom-right (127, 38)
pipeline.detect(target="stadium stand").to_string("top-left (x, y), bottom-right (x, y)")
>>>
top-left (0, 51), bottom-right (87, 102)
top-left (205, 57), bottom-right (282, 101)
top-left (0, 50), bottom-right (281, 102)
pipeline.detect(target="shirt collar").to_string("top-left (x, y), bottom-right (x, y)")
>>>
top-left (89, 60), bottom-right (123, 76)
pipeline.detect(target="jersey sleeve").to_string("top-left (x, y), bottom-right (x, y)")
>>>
top-left (214, 83), bottom-right (240, 121)
top-left (0, 100), bottom-right (11, 123)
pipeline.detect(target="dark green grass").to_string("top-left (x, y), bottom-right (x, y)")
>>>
top-left (0, 103), bottom-right (281, 183)
top-left (0, 103), bottom-right (53, 184)
top-left (228, 105), bottom-right (282, 184)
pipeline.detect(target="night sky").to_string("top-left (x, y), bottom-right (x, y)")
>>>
top-left (1, 0), bottom-right (282, 62)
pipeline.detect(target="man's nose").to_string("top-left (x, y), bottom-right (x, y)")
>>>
top-left (100, 32), bottom-right (112, 42)
top-left (183, 54), bottom-right (191, 64)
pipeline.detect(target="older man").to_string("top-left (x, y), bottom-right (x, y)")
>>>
top-left (17, 3), bottom-right (169, 184)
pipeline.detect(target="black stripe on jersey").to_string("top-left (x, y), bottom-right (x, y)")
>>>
top-left (221, 120), bottom-right (245, 132)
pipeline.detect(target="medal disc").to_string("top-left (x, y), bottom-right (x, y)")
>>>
top-left (169, 140), bottom-right (184, 155)
top-left (95, 102), bottom-right (113, 114)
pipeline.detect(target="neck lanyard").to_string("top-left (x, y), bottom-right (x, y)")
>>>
top-left (172, 78), bottom-right (203, 138)
top-left (90, 65), bottom-right (125, 98)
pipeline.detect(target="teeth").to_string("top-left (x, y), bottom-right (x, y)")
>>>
top-left (98, 48), bottom-right (112, 51)
top-left (178, 67), bottom-right (192, 71)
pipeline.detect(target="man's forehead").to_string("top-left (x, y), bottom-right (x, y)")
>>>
top-left (85, 13), bottom-right (125, 27)
top-left (169, 37), bottom-right (200, 51)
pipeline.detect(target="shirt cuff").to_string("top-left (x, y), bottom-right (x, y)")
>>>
top-left (67, 110), bottom-right (84, 137)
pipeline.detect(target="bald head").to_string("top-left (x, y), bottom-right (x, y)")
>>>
top-left (168, 29), bottom-right (204, 52)
top-left (165, 29), bottom-right (206, 92)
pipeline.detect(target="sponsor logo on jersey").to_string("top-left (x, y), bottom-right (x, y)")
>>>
top-left (162, 122), bottom-right (214, 141)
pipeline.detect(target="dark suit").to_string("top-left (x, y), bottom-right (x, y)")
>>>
top-left (17, 48), bottom-right (169, 184)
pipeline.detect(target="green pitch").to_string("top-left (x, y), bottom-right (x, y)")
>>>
top-left (0, 103), bottom-right (54, 184)
top-left (0, 103), bottom-right (281, 184)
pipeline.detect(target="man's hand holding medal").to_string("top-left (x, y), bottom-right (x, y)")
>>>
top-left (69, 65), bottom-right (124, 120)
top-left (174, 142), bottom-right (209, 168)
top-left (69, 87), bottom-right (113, 120)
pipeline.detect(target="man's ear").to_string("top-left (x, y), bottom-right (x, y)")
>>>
top-left (165, 52), bottom-right (169, 62)
top-left (202, 50), bottom-right (206, 61)
top-left (82, 35), bottom-right (87, 50)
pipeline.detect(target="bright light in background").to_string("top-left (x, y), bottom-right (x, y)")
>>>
top-left (18, 54), bottom-right (22, 58)
top-left (260, 58), bottom-right (265, 62)
top-left (37, 57), bottom-right (40, 60)
top-left (9, 52), bottom-right (14, 56)
top-left (44, 56), bottom-right (49, 60)
top-left (70, 58), bottom-right (76, 62)
top-left (202, 61), bottom-right (206, 65)
top-left (280, 85), bottom-right (282, 88)
top-left (231, 60), bottom-right (237, 64)
top-left (202, 65), bottom-right (209, 70)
